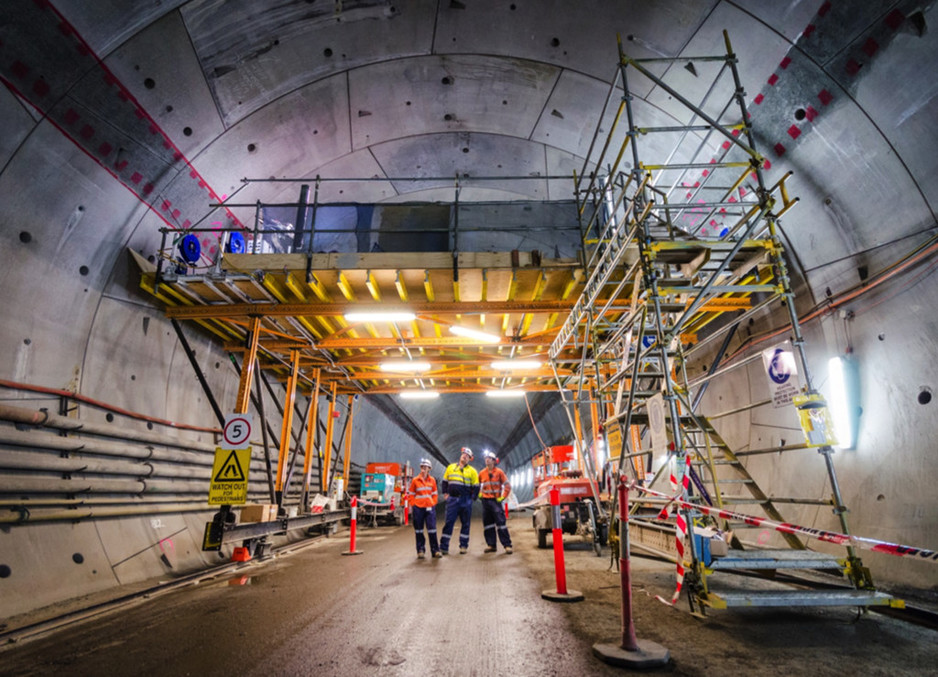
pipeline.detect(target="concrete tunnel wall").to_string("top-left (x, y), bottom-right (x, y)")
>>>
top-left (2, 0), bottom-right (938, 619)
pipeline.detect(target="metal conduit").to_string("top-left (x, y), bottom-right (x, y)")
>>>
top-left (0, 403), bottom-right (221, 452)
top-left (0, 403), bottom-right (322, 523)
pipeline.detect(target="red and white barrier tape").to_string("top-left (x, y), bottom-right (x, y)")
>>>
top-left (655, 454), bottom-right (692, 606)
top-left (630, 482), bottom-right (938, 564)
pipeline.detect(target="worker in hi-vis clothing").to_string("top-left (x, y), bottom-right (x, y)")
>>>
top-left (479, 450), bottom-right (513, 554)
top-left (407, 458), bottom-right (441, 559)
top-left (439, 446), bottom-right (480, 555)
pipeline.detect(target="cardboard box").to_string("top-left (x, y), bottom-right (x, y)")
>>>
top-left (240, 503), bottom-right (277, 523)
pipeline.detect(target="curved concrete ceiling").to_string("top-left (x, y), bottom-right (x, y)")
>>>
top-left (2, 1), bottom-right (937, 462)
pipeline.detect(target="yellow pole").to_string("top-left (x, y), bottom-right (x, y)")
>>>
top-left (234, 317), bottom-right (261, 414)
top-left (302, 368), bottom-right (321, 503)
top-left (321, 382), bottom-right (338, 493)
top-left (274, 349), bottom-right (301, 498)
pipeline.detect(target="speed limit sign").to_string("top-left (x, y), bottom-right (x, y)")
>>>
top-left (223, 414), bottom-right (253, 449)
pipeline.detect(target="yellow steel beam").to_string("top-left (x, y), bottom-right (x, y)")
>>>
top-left (366, 270), bottom-right (381, 301)
top-left (165, 299), bottom-right (631, 320)
top-left (423, 271), bottom-right (434, 301)
top-left (395, 271), bottom-right (408, 302)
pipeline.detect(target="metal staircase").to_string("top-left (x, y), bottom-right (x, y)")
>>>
top-left (550, 32), bottom-right (901, 612)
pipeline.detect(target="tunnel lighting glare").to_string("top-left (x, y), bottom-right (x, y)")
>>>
top-left (828, 355), bottom-right (859, 449)
top-left (379, 361), bottom-right (432, 372)
top-left (485, 390), bottom-right (527, 398)
top-left (450, 325), bottom-right (502, 343)
top-left (399, 391), bottom-right (440, 400)
top-left (490, 360), bottom-right (542, 371)
top-left (526, 467), bottom-right (533, 487)
top-left (344, 310), bottom-right (416, 323)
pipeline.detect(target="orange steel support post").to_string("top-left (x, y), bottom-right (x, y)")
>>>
top-left (573, 405), bottom-right (586, 474)
top-left (234, 317), bottom-right (262, 414)
top-left (590, 397), bottom-right (601, 473)
top-left (321, 382), bottom-right (338, 493)
top-left (274, 349), bottom-right (302, 506)
top-left (301, 368), bottom-right (322, 510)
top-left (341, 394), bottom-right (356, 493)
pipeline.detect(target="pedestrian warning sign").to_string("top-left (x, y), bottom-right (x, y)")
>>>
top-left (208, 447), bottom-right (251, 505)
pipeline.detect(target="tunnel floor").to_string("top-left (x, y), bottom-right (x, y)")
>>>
top-left (1, 512), bottom-right (936, 676)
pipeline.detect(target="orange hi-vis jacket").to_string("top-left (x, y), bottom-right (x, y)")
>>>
top-left (408, 474), bottom-right (438, 508)
top-left (479, 467), bottom-right (510, 500)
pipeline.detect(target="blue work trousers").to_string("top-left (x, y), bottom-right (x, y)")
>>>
top-left (411, 505), bottom-right (439, 555)
top-left (440, 496), bottom-right (472, 551)
top-left (482, 497), bottom-right (512, 549)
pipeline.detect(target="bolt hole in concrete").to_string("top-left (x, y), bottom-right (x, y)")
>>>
top-left (795, 108), bottom-right (807, 120)
top-left (551, 37), bottom-right (560, 47)
top-left (106, 413), bottom-right (114, 422)
top-left (19, 231), bottom-right (31, 243)
top-left (183, 127), bottom-right (192, 136)
top-left (144, 78), bottom-right (155, 89)
top-left (247, 143), bottom-right (256, 152)
top-left (79, 265), bottom-right (89, 276)
top-left (442, 76), bottom-right (452, 85)
top-left (324, 47), bottom-right (333, 57)
top-left (0, 564), bottom-right (11, 578)
top-left (877, 494), bottom-right (886, 501)
top-left (72, 553), bottom-right (84, 564)
top-left (918, 388), bottom-right (932, 405)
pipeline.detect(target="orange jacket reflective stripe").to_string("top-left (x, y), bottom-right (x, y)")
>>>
top-left (407, 475), bottom-right (438, 508)
top-left (479, 467), bottom-right (510, 499)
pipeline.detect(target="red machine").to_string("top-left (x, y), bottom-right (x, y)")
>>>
top-left (531, 445), bottom-right (608, 554)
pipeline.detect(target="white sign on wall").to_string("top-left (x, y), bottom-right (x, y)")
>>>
top-left (762, 341), bottom-right (801, 408)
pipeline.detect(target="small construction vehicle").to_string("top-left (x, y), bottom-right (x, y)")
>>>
top-left (359, 461), bottom-right (413, 526)
top-left (530, 445), bottom-right (609, 555)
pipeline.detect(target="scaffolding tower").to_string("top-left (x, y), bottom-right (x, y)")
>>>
top-left (549, 32), bottom-right (900, 612)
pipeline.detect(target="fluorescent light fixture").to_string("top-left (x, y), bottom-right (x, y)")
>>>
top-left (485, 390), bottom-right (527, 398)
top-left (379, 361), bottom-right (432, 372)
top-left (828, 355), bottom-right (859, 449)
top-left (399, 391), bottom-right (440, 400)
top-left (450, 325), bottom-right (502, 343)
top-left (490, 360), bottom-right (542, 371)
top-left (344, 310), bottom-right (416, 322)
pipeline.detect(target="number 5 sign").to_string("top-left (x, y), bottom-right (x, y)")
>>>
top-left (223, 414), bottom-right (253, 449)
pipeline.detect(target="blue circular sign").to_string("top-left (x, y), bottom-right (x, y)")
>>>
top-left (767, 348), bottom-right (791, 384)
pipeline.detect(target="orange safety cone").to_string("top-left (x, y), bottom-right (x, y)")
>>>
top-left (342, 495), bottom-right (363, 556)
top-left (541, 487), bottom-right (583, 602)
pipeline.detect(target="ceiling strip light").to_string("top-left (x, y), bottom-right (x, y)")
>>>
top-left (485, 390), bottom-right (527, 398)
top-left (450, 325), bottom-right (502, 343)
top-left (490, 360), bottom-right (542, 371)
top-left (379, 361), bottom-right (432, 372)
top-left (400, 391), bottom-right (440, 399)
top-left (344, 311), bottom-right (416, 322)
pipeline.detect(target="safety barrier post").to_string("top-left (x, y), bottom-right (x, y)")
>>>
top-left (403, 494), bottom-right (409, 526)
top-left (342, 495), bottom-right (363, 556)
top-left (541, 488), bottom-right (584, 602)
top-left (593, 479), bottom-right (669, 668)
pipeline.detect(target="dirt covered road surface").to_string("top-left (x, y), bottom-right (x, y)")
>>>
top-left (1, 509), bottom-right (936, 676)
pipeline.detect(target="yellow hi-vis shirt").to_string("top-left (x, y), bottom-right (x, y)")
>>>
top-left (442, 463), bottom-right (479, 498)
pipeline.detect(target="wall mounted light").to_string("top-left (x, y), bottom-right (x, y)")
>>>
top-left (485, 390), bottom-right (526, 398)
top-left (450, 325), bottom-right (502, 343)
top-left (344, 310), bottom-right (416, 323)
top-left (828, 354), bottom-right (860, 449)
top-left (379, 361), bottom-right (432, 372)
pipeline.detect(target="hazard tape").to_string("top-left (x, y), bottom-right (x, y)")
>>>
top-left (655, 454), bottom-right (692, 606)
top-left (629, 482), bottom-right (938, 564)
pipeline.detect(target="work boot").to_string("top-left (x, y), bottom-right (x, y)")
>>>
top-left (459, 546), bottom-right (467, 554)
top-left (483, 546), bottom-right (497, 553)
top-left (504, 546), bottom-right (513, 554)
top-left (432, 551), bottom-right (442, 559)
top-left (440, 550), bottom-right (449, 556)
top-left (417, 552), bottom-right (425, 559)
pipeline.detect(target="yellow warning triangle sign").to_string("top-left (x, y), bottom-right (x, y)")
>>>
top-left (213, 449), bottom-right (247, 483)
